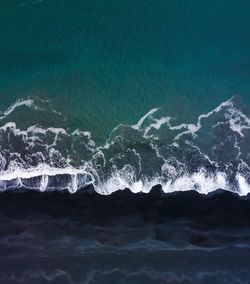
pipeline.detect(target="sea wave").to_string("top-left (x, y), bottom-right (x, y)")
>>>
top-left (0, 96), bottom-right (249, 195)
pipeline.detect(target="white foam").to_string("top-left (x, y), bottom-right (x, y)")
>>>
top-left (129, 98), bottom-right (241, 143)
top-left (40, 174), bottom-right (48, 192)
top-left (144, 117), bottom-right (171, 138)
top-left (132, 108), bottom-right (158, 130)
top-left (196, 99), bottom-right (233, 131)
top-left (0, 99), bottom-right (35, 121)
top-left (0, 96), bottom-right (249, 196)
top-left (227, 107), bottom-right (250, 137)
top-left (70, 174), bottom-right (78, 193)
top-left (170, 99), bottom-right (234, 140)
top-left (0, 162), bottom-right (249, 196)
top-left (236, 174), bottom-right (250, 196)
top-left (94, 165), bottom-right (238, 196)
top-left (0, 164), bottom-right (96, 193)
top-left (0, 164), bottom-right (89, 181)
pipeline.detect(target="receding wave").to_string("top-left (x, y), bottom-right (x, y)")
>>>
top-left (0, 96), bottom-right (249, 195)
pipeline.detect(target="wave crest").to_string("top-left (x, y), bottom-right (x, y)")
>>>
top-left (0, 97), bottom-right (249, 195)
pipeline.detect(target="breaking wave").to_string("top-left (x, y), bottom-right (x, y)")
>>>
top-left (0, 96), bottom-right (249, 195)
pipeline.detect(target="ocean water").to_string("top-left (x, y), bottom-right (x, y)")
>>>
top-left (0, 0), bottom-right (250, 283)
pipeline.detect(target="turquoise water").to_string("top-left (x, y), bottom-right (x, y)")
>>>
top-left (1, 0), bottom-right (250, 140)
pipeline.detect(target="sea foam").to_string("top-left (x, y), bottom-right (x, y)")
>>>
top-left (0, 97), bottom-right (249, 195)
